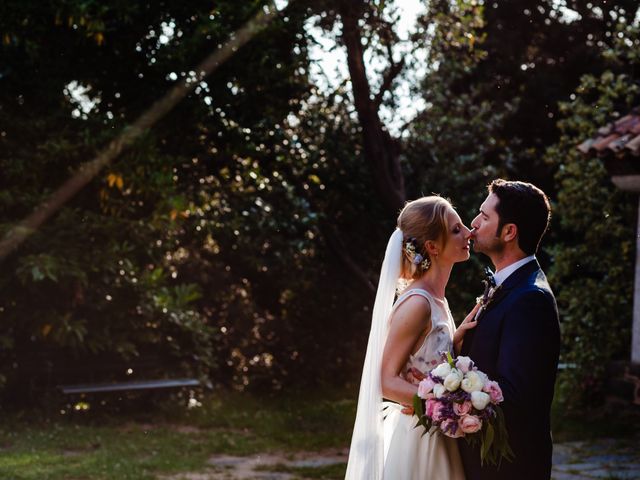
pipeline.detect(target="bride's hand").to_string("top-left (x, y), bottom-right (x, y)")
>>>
top-left (402, 368), bottom-right (426, 414)
top-left (401, 404), bottom-right (414, 415)
top-left (405, 367), bottom-right (427, 385)
top-left (453, 301), bottom-right (481, 354)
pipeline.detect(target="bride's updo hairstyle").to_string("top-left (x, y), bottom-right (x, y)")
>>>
top-left (397, 196), bottom-right (452, 279)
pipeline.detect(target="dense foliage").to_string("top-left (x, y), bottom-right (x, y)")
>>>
top-left (545, 23), bottom-right (639, 407)
top-left (0, 0), bottom-right (637, 406)
top-left (0, 0), bottom-right (322, 398)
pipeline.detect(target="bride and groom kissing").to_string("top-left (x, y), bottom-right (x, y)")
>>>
top-left (346, 179), bottom-right (561, 480)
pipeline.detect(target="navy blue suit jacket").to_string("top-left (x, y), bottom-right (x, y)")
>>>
top-left (458, 260), bottom-right (560, 480)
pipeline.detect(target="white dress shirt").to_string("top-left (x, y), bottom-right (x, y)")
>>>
top-left (493, 255), bottom-right (537, 287)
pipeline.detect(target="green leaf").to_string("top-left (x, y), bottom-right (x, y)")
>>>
top-left (481, 422), bottom-right (494, 464)
top-left (31, 266), bottom-right (44, 281)
top-left (447, 351), bottom-right (455, 367)
top-left (413, 393), bottom-right (424, 419)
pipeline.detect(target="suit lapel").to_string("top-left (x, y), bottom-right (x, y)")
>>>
top-left (477, 260), bottom-right (540, 320)
top-left (462, 260), bottom-right (542, 356)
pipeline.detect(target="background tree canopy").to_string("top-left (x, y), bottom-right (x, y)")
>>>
top-left (0, 0), bottom-right (637, 407)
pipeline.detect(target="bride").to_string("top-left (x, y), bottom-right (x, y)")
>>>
top-left (345, 196), bottom-right (479, 480)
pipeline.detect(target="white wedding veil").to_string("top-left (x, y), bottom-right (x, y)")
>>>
top-left (345, 228), bottom-right (404, 480)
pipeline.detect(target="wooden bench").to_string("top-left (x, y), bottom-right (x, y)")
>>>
top-left (57, 378), bottom-right (200, 395)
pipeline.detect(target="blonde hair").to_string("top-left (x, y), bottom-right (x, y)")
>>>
top-left (397, 196), bottom-right (452, 279)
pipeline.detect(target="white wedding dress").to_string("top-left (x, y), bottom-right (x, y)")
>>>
top-left (381, 288), bottom-right (465, 480)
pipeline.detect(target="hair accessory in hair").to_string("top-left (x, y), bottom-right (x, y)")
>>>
top-left (420, 256), bottom-right (431, 271)
top-left (404, 237), bottom-right (431, 271)
top-left (404, 237), bottom-right (418, 257)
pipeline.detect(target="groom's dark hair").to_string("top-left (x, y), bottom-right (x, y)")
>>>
top-left (489, 179), bottom-right (551, 255)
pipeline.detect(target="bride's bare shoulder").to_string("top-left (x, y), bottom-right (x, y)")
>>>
top-left (390, 293), bottom-right (432, 327)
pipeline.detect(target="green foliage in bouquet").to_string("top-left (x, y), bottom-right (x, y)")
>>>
top-left (411, 353), bottom-right (514, 467)
top-left (412, 393), bottom-right (432, 434)
top-left (413, 395), bottom-right (514, 466)
top-left (412, 393), bottom-right (513, 467)
top-left (465, 405), bottom-right (513, 467)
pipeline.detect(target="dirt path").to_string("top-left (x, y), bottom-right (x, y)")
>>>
top-left (161, 448), bottom-right (348, 480)
top-left (161, 437), bottom-right (640, 480)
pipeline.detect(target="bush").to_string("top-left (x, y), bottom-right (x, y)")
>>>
top-left (544, 24), bottom-right (640, 408)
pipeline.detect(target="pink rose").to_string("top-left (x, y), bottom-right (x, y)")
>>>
top-left (440, 419), bottom-right (464, 438)
top-left (482, 380), bottom-right (504, 404)
top-left (426, 399), bottom-right (445, 422)
top-left (453, 400), bottom-right (472, 416)
top-left (459, 414), bottom-right (483, 434)
top-left (418, 377), bottom-right (436, 398)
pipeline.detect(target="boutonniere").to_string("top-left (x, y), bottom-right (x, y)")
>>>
top-left (474, 281), bottom-right (502, 320)
top-left (482, 284), bottom-right (502, 308)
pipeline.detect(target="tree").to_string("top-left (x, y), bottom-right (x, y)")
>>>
top-left (0, 0), bottom-right (316, 398)
top-left (308, 0), bottom-right (409, 215)
top-left (544, 22), bottom-right (639, 407)
top-left (399, 0), bottom-right (511, 315)
top-left (337, 1), bottom-right (405, 215)
top-left (463, 0), bottom-right (640, 191)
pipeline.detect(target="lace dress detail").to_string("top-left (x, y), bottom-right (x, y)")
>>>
top-left (382, 288), bottom-right (465, 480)
top-left (391, 288), bottom-right (456, 378)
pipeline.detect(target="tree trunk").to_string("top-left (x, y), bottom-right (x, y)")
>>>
top-left (339, 1), bottom-right (406, 215)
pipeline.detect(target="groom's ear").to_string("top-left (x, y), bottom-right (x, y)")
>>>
top-left (501, 223), bottom-right (518, 243)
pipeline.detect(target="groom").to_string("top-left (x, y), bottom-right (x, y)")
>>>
top-left (458, 179), bottom-right (561, 479)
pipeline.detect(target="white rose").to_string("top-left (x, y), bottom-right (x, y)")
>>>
top-left (461, 371), bottom-right (484, 393)
top-left (455, 356), bottom-right (474, 373)
top-left (433, 383), bottom-right (446, 399)
top-left (443, 369), bottom-right (463, 392)
top-left (471, 391), bottom-right (491, 410)
top-left (476, 370), bottom-right (489, 385)
top-left (431, 362), bottom-right (452, 379)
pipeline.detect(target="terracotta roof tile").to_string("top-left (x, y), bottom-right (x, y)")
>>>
top-left (593, 133), bottom-right (620, 152)
top-left (626, 134), bottom-right (640, 155)
top-left (608, 134), bottom-right (633, 153)
top-left (577, 107), bottom-right (640, 157)
top-left (577, 138), bottom-right (594, 154)
top-left (616, 114), bottom-right (640, 133)
top-left (597, 124), bottom-right (613, 136)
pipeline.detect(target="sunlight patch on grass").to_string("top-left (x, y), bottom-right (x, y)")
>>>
top-left (0, 389), bottom-right (357, 479)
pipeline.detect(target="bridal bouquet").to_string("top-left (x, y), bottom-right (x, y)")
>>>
top-left (412, 353), bottom-right (514, 466)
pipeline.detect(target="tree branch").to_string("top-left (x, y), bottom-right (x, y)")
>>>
top-left (373, 57), bottom-right (405, 110)
top-left (320, 220), bottom-right (376, 294)
top-left (338, 0), bottom-right (406, 215)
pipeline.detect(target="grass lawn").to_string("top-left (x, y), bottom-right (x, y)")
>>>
top-left (0, 387), bottom-right (637, 479)
top-left (0, 388), bottom-right (357, 479)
